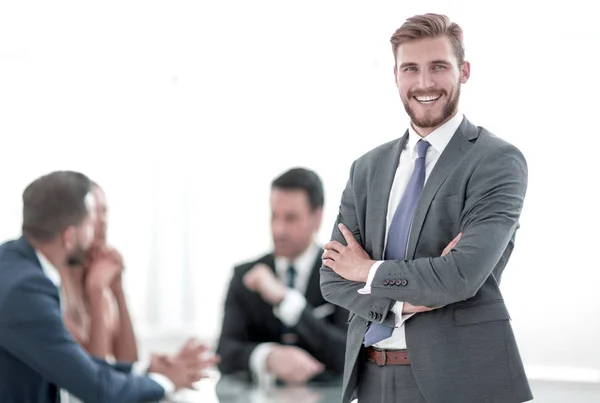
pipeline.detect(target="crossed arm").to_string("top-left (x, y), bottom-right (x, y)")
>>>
top-left (320, 145), bottom-right (527, 319)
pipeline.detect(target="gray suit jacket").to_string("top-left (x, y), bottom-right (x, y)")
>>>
top-left (320, 117), bottom-right (533, 403)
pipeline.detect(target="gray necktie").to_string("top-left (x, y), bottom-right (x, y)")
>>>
top-left (364, 139), bottom-right (430, 346)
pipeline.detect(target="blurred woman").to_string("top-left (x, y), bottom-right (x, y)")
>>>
top-left (60, 182), bottom-right (138, 362)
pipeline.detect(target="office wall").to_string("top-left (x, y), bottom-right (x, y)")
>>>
top-left (1, 0), bottom-right (598, 379)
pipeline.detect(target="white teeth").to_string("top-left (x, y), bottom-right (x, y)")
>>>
top-left (415, 95), bottom-right (441, 102)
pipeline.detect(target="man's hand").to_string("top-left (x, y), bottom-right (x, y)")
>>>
top-left (322, 223), bottom-right (374, 283)
top-left (266, 345), bottom-right (324, 385)
top-left (149, 354), bottom-right (201, 391)
top-left (441, 233), bottom-right (462, 257)
top-left (243, 263), bottom-right (287, 306)
top-left (149, 339), bottom-right (220, 391)
top-left (175, 338), bottom-right (220, 371)
top-left (402, 302), bottom-right (435, 314)
top-left (402, 232), bottom-right (463, 314)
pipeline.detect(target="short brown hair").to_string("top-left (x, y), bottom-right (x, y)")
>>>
top-left (390, 13), bottom-right (465, 65)
top-left (22, 171), bottom-right (92, 242)
top-left (272, 167), bottom-right (324, 211)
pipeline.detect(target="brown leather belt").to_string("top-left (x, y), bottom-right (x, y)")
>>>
top-left (366, 347), bottom-right (410, 366)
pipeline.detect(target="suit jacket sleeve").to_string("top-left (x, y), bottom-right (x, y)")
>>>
top-left (92, 357), bottom-right (133, 373)
top-left (294, 304), bottom-right (348, 374)
top-left (0, 277), bottom-right (165, 403)
top-left (216, 268), bottom-right (260, 376)
top-left (367, 143), bottom-right (528, 307)
top-left (320, 161), bottom-right (397, 325)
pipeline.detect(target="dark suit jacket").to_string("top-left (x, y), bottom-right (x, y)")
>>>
top-left (216, 250), bottom-right (348, 380)
top-left (321, 117), bottom-right (533, 403)
top-left (0, 237), bottom-right (165, 403)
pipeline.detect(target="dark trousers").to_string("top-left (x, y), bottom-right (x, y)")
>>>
top-left (357, 360), bottom-right (427, 403)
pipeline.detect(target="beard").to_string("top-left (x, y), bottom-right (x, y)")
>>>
top-left (402, 84), bottom-right (461, 129)
top-left (66, 243), bottom-right (87, 267)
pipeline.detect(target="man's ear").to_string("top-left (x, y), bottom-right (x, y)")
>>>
top-left (62, 226), bottom-right (77, 252)
top-left (313, 207), bottom-right (323, 232)
top-left (460, 61), bottom-right (471, 84)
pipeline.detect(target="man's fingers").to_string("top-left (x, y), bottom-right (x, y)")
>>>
top-left (312, 361), bottom-right (325, 373)
top-left (448, 232), bottom-right (462, 248)
top-left (184, 343), bottom-right (207, 357)
top-left (322, 258), bottom-right (335, 270)
top-left (404, 303), bottom-right (434, 313)
top-left (337, 223), bottom-right (357, 246)
top-left (195, 344), bottom-right (210, 354)
top-left (324, 240), bottom-right (344, 253)
top-left (180, 338), bottom-right (198, 353)
top-left (243, 272), bottom-right (260, 291)
top-left (242, 275), bottom-right (254, 290)
top-left (403, 302), bottom-right (416, 314)
top-left (183, 380), bottom-right (197, 390)
top-left (196, 355), bottom-right (220, 369)
top-left (321, 249), bottom-right (339, 262)
top-left (252, 263), bottom-right (271, 272)
top-left (244, 263), bottom-right (270, 286)
top-left (441, 232), bottom-right (463, 256)
top-left (185, 370), bottom-right (201, 383)
top-left (306, 361), bottom-right (324, 380)
top-left (298, 364), bottom-right (317, 383)
top-left (441, 245), bottom-right (451, 257)
top-left (447, 233), bottom-right (462, 249)
top-left (182, 353), bottom-right (218, 369)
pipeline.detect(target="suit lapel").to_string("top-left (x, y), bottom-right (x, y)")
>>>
top-left (369, 132), bottom-right (408, 260)
top-left (405, 118), bottom-right (480, 259)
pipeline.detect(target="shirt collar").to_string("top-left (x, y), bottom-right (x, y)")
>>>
top-left (275, 242), bottom-right (320, 277)
top-left (35, 250), bottom-right (61, 287)
top-left (406, 112), bottom-right (464, 159)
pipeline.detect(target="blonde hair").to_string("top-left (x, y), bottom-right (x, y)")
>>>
top-left (390, 13), bottom-right (465, 65)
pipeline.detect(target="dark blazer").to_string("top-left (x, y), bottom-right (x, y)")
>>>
top-left (216, 250), bottom-right (348, 380)
top-left (0, 237), bottom-right (165, 403)
top-left (321, 117), bottom-right (533, 403)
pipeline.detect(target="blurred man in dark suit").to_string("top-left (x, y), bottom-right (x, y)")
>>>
top-left (217, 168), bottom-right (348, 386)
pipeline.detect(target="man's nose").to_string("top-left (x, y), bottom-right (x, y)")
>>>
top-left (417, 70), bottom-right (435, 89)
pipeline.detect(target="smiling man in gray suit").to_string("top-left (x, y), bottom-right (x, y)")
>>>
top-left (320, 13), bottom-right (533, 403)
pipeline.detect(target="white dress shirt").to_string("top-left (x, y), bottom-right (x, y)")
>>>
top-left (34, 251), bottom-right (174, 401)
top-left (249, 242), bottom-right (321, 385)
top-left (358, 112), bottom-right (464, 350)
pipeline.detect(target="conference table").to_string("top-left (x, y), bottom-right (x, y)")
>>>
top-left (169, 372), bottom-right (343, 403)
top-left (216, 374), bottom-right (343, 403)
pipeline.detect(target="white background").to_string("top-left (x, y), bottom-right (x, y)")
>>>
top-left (1, 0), bottom-right (598, 376)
